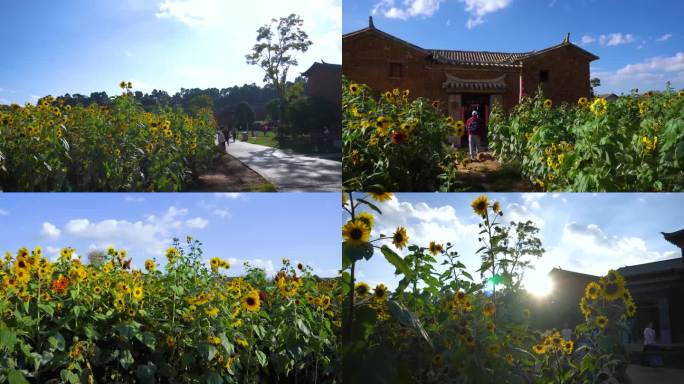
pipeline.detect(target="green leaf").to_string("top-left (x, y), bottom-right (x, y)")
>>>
top-left (356, 198), bottom-right (383, 215)
top-left (199, 344), bottom-right (218, 362)
top-left (47, 332), bottom-right (65, 352)
top-left (118, 349), bottom-right (135, 370)
top-left (60, 370), bottom-right (80, 384)
top-left (0, 328), bottom-right (17, 351)
top-left (296, 319), bottom-right (311, 337)
top-left (388, 300), bottom-right (432, 349)
top-left (255, 350), bottom-right (268, 367)
top-left (343, 242), bottom-right (374, 263)
top-left (380, 245), bottom-right (413, 278)
top-left (7, 369), bottom-right (29, 384)
top-left (136, 364), bottom-right (157, 384)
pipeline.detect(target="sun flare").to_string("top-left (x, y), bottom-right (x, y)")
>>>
top-left (525, 273), bottom-right (554, 297)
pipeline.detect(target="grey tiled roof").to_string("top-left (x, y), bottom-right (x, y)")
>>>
top-left (618, 258), bottom-right (683, 277)
top-left (429, 50), bottom-right (530, 67)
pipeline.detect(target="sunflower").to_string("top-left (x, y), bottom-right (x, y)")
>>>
top-left (356, 212), bottom-right (375, 230)
top-left (368, 191), bottom-right (393, 202)
top-left (533, 344), bottom-right (546, 355)
top-left (210, 257), bottom-right (221, 272)
top-left (580, 297), bottom-right (591, 320)
top-left (464, 334), bottom-right (475, 347)
top-left (492, 201), bottom-right (501, 214)
top-left (119, 81), bottom-right (127, 89)
top-left (505, 353), bottom-right (514, 365)
top-left (127, 81), bottom-right (133, 89)
top-left (585, 281), bottom-right (601, 300)
top-left (374, 283), bottom-right (388, 300)
top-left (144, 259), bottom-right (156, 272)
top-left (455, 291), bottom-right (466, 303)
top-left (349, 83), bottom-right (360, 95)
top-left (207, 335), bottom-right (221, 345)
top-left (601, 278), bottom-right (625, 301)
top-left (93, 286), bottom-right (103, 295)
top-left (626, 301), bottom-right (637, 317)
top-left (235, 338), bottom-right (249, 348)
top-left (471, 195), bottom-right (489, 217)
top-left (678, 90), bottom-right (684, 98)
top-left (242, 290), bottom-right (261, 311)
top-left (376, 116), bottom-right (392, 136)
top-left (595, 315), bottom-right (608, 329)
top-left (563, 340), bottom-right (574, 354)
top-left (428, 241), bottom-right (443, 256)
top-left (318, 295), bottom-right (332, 310)
top-left (114, 296), bottom-right (126, 310)
top-left (355, 282), bottom-right (370, 296)
top-left (133, 286), bottom-right (143, 300)
top-left (432, 354), bottom-right (443, 366)
top-left (432, 100), bottom-right (440, 109)
top-left (127, 308), bottom-right (136, 317)
top-left (590, 97), bottom-right (608, 117)
top-left (342, 220), bottom-right (370, 246)
top-left (578, 97), bottom-right (589, 107)
top-left (454, 122), bottom-right (465, 137)
top-left (483, 302), bottom-right (496, 317)
top-left (543, 99), bottom-right (553, 109)
top-left (205, 307), bottom-right (220, 317)
top-left (463, 299), bottom-right (473, 311)
top-left (392, 227), bottom-right (409, 249)
top-left (166, 247), bottom-right (179, 263)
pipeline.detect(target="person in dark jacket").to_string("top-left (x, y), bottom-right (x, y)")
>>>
top-left (466, 110), bottom-right (481, 161)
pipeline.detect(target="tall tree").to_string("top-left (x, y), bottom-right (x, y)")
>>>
top-left (245, 14), bottom-right (312, 133)
top-left (234, 102), bottom-right (255, 134)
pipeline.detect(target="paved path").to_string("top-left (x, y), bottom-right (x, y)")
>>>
top-left (226, 141), bottom-right (341, 191)
top-left (627, 365), bottom-right (684, 384)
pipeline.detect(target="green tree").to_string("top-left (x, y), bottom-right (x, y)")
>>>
top-left (245, 14), bottom-right (312, 133)
top-left (234, 101), bottom-right (255, 134)
top-left (187, 94), bottom-right (214, 116)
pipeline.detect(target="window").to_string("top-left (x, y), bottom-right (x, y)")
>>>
top-left (389, 63), bottom-right (402, 78)
top-left (539, 70), bottom-right (549, 83)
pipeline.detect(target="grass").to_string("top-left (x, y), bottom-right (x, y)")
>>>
top-left (241, 130), bottom-right (337, 156)
top-left (246, 182), bottom-right (278, 192)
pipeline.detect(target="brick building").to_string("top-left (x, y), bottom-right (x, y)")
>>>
top-left (302, 61), bottom-right (342, 146)
top-left (343, 17), bottom-right (598, 141)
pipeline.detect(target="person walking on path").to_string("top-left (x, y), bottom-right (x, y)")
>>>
top-left (466, 110), bottom-right (481, 161)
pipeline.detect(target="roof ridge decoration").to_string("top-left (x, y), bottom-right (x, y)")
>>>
top-left (442, 73), bottom-right (507, 92)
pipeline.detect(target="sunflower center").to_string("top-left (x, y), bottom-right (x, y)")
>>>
top-left (605, 283), bottom-right (618, 295)
top-left (247, 297), bottom-right (256, 306)
top-left (350, 228), bottom-right (363, 240)
top-left (477, 202), bottom-right (486, 210)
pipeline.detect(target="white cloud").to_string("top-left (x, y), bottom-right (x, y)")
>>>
top-left (372, 0), bottom-right (443, 20)
top-left (521, 193), bottom-right (544, 210)
top-left (185, 217), bottom-right (209, 229)
top-left (214, 193), bottom-right (241, 199)
top-left (656, 33), bottom-right (672, 42)
top-left (124, 195), bottom-right (145, 203)
top-left (41, 222), bottom-right (61, 239)
top-left (0, 98), bottom-right (9, 105)
top-left (60, 206), bottom-right (196, 256)
top-left (212, 209), bottom-right (230, 218)
top-left (505, 203), bottom-right (545, 228)
top-left (581, 34), bottom-right (596, 44)
top-left (599, 33), bottom-right (635, 46)
top-left (593, 52), bottom-right (684, 92)
top-left (0, 209), bottom-right (8, 216)
top-left (227, 257), bottom-right (276, 275)
top-left (46, 246), bottom-right (61, 260)
top-left (581, 33), bottom-right (636, 46)
top-left (461, 0), bottom-right (513, 29)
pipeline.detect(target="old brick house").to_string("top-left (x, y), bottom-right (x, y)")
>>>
top-left (302, 61), bottom-right (342, 147)
top-left (343, 17), bottom-right (598, 141)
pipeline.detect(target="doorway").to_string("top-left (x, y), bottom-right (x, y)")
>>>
top-left (462, 93), bottom-right (491, 146)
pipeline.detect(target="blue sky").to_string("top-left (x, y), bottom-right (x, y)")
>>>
top-left (0, 0), bottom-right (341, 105)
top-left (344, 0), bottom-right (684, 94)
top-left (0, 193), bottom-right (340, 278)
top-left (346, 193), bottom-right (684, 294)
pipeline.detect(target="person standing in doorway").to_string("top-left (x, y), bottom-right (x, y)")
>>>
top-left (466, 110), bottom-right (481, 161)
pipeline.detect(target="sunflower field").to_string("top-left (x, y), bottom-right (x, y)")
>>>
top-left (0, 237), bottom-right (340, 383)
top-left (342, 79), bottom-right (460, 191)
top-left (489, 87), bottom-right (684, 191)
top-left (0, 82), bottom-right (215, 191)
top-left (341, 192), bottom-right (636, 383)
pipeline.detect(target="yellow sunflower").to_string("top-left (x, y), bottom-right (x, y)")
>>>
top-left (133, 286), bottom-right (143, 300)
top-left (368, 191), bottom-right (393, 202)
top-left (563, 340), bottom-right (574, 354)
top-left (590, 97), bottom-right (608, 117)
top-left (144, 259), bottom-right (156, 272)
top-left (601, 278), bottom-right (625, 301)
top-left (210, 257), bottom-right (221, 273)
top-left (374, 283), bottom-right (388, 300)
top-left (207, 336), bottom-right (221, 345)
top-left (355, 282), bottom-right (370, 296)
top-left (578, 97), bottom-right (589, 107)
top-left (471, 195), bottom-right (489, 217)
top-left (342, 220), bottom-right (370, 246)
top-left (242, 291), bottom-right (261, 312)
top-left (626, 301), bottom-right (637, 317)
top-left (533, 344), bottom-right (546, 355)
top-left (166, 247), bottom-right (179, 263)
top-left (93, 286), bottom-right (103, 295)
top-left (392, 226), bottom-right (409, 249)
top-left (580, 297), bottom-right (591, 320)
top-left (349, 83), bottom-right (360, 95)
top-left (543, 99), bottom-right (553, 109)
top-left (492, 201), bottom-right (501, 214)
top-left (585, 281), bottom-right (601, 300)
top-left (428, 241), bottom-right (443, 256)
top-left (356, 212), bottom-right (375, 230)
top-left (595, 315), bottom-right (608, 329)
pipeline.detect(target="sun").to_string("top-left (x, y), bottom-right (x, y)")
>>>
top-left (525, 273), bottom-right (554, 297)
